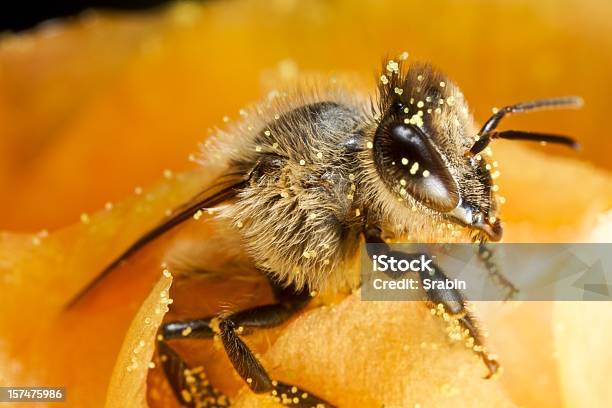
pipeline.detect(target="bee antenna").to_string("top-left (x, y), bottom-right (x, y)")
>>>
top-left (466, 96), bottom-right (583, 156)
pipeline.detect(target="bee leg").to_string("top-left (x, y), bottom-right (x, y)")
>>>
top-left (159, 285), bottom-right (335, 407)
top-left (364, 225), bottom-right (500, 379)
top-left (217, 313), bottom-right (334, 407)
top-left (156, 339), bottom-right (229, 407)
top-left (160, 284), bottom-right (311, 340)
top-left (477, 243), bottom-right (518, 300)
top-left (420, 267), bottom-right (501, 379)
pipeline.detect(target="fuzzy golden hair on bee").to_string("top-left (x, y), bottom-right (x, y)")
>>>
top-left (216, 83), bottom-right (371, 293)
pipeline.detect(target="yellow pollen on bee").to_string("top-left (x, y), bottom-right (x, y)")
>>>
top-left (400, 179), bottom-right (406, 186)
top-left (236, 221), bottom-right (244, 228)
top-left (272, 142), bottom-right (279, 149)
top-left (404, 118), bottom-right (410, 124)
top-left (181, 327), bottom-right (192, 336)
top-left (485, 164), bottom-right (492, 170)
top-left (403, 107), bottom-right (410, 113)
top-left (492, 185), bottom-right (500, 192)
top-left (493, 160), bottom-right (499, 168)
top-left (386, 60), bottom-right (399, 73)
top-left (489, 216), bottom-right (497, 223)
top-left (427, 108), bottom-right (432, 114)
top-left (394, 87), bottom-right (404, 95)
top-left (162, 269), bottom-right (172, 278)
top-left (193, 210), bottom-right (203, 220)
top-left (425, 96), bottom-right (432, 103)
top-left (274, 114), bottom-right (280, 120)
top-left (316, 151), bottom-right (323, 158)
top-left (366, 141), bottom-right (374, 149)
top-left (417, 74), bottom-right (424, 81)
top-left (416, 101), bottom-right (424, 108)
top-left (355, 208), bottom-right (361, 216)
top-left (323, 259), bottom-right (330, 265)
top-left (423, 170), bottom-right (431, 177)
top-left (399, 51), bottom-right (409, 60)
top-left (435, 107), bottom-right (442, 114)
top-left (499, 196), bottom-right (507, 204)
top-left (410, 162), bottom-right (420, 174)
top-left (299, 159), bottom-right (306, 165)
top-left (255, 145), bottom-right (262, 152)
top-left (222, 116), bottom-right (229, 123)
top-left (440, 81), bottom-right (446, 88)
top-left (399, 188), bottom-right (407, 196)
top-left (410, 97), bottom-right (415, 104)
top-left (246, 378), bottom-right (253, 384)
top-left (492, 107), bottom-right (499, 114)
top-left (446, 96), bottom-right (456, 106)
top-left (264, 130), bottom-right (271, 136)
top-left (410, 114), bottom-right (424, 127)
top-left (181, 390), bottom-right (192, 402)
top-left (380, 74), bottom-right (389, 85)
top-left (401, 157), bottom-right (409, 165)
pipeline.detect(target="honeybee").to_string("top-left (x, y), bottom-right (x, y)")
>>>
top-left (68, 57), bottom-right (581, 407)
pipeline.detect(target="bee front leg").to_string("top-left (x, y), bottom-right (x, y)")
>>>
top-left (477, 242), bottom-right (519, 300)
top-left (364, 226), bottom-right (500, 379)
top-left (158, 285), bottom-right (335, 407)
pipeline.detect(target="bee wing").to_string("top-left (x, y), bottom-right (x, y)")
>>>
top-left (65, 172), bottom-right (248, 308)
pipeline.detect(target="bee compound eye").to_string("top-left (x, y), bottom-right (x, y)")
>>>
top-left (373, 121), bottom-right (460, 212)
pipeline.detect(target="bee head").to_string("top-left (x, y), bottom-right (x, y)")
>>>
top-left (371, 59), bottom-right (581, 242)
top-left (372, 60), bottom-right (500, 241)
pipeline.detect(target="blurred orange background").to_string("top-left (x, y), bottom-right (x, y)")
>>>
top-left (0, 0), bottom-right (610, 232)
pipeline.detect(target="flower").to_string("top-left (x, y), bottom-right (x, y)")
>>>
top-left (0, 1), bottom-right (611, 407)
